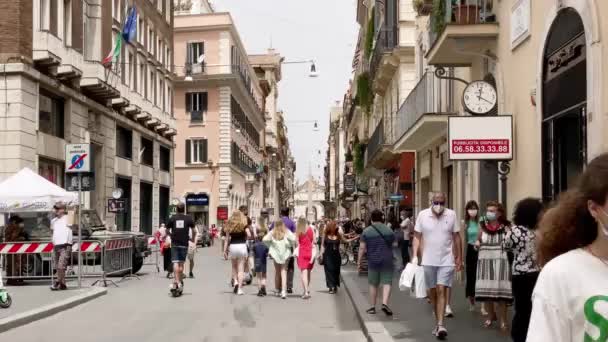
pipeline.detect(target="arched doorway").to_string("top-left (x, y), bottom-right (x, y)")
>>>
top-left (542, 8), bottom-right (587, 202)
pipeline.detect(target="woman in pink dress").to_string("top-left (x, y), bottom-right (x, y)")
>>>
top-left (296, 217), bottom-right (316, 299)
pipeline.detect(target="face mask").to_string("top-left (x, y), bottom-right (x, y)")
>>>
top-left (432, 204), bottom-right (445, 214)
top-left (486, 212), bottom-right (497, 221)
top-left (468, 209), bottom-right (478, 217)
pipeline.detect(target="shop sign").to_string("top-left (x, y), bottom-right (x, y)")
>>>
top-left (186, 194), bottom-right (209, 206)
top-left (217, 206), bottom-right (229, 220)
top-left (344, 174), bottom-right (356, 194)
top-left (389, 194), bottom-right (404, 202)
top-left (511, 0), bottom-right (531, 50)
top-left (448, 116), bottom-right (513, 161)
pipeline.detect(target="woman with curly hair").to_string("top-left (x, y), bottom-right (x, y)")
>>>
top-left (223, 210), bottom-right (252, 295)
top-left (528, 153), bottom-right (608, 341)
top-left (503, 198), bottom-right (544, 342)
top-left (474, 201), bottom-right (513, 332)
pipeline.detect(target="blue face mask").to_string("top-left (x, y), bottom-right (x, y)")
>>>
top-left (486, 212), bottom-right (497, 221)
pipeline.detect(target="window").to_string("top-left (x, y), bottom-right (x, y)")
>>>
top-left (138, 17), bottom-right (143, 43)
top-left (49, 0), bottom-right (58, 35)
top-left (165, 0), bottom-right (171, 22)
top-left (185, 139), bottom-right (208, 164)
top-left (113, 0), bottom-right (120, 20)
top-left (166, 46), bottom-right (170, 68)
top-left (38, 91), bottom-right (64, 138)
top-left (139, 61), bottom-right (145, 96)
top-left (63, 0), bottom-right (72, 46)
top-left (148, 27), bottom-right (153, 52)
top-left (186, 42), bottom-right (204, 65)
top-left (160, 145), bottom-right (170, 171)
top-left (185, 92), bottom-right (207, 123)
top-left (140, 137), bottom-right (154, 166)
top-left (149, 69), bottom-right (154, 102)
top-left (167, 86), bottom-right (173, 116)
top-left (39, 157), bottom-right (64, 187)
top-left (160, 79), bottom-right (165, 112)
top-left (116, 126), bottom-right (133, 159)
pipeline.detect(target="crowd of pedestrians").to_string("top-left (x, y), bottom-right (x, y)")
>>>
top-left (151, 153), bottom-right (608, 342)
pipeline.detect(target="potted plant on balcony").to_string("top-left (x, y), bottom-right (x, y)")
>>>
top-left (431, 0), bottom-right (446, 34)
top-left (413, 0), bottom-right (433, 16)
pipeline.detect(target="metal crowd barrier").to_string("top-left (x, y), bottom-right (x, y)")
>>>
top-left (0, 238), bottom-right (136, 287)
top-left (143, 235), bottom-right (161, 273)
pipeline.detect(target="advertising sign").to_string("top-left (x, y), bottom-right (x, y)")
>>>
top-left (107, 198), bottom-right (127, 213)
top-left (65, 144), bottom-right (91, 173)
top-left (448, 116), bottom-right (513, 161)
top-left (217, 206), bottom-right (229, 220)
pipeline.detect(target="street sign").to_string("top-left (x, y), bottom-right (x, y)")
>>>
top-left (65, 172), bottom-right (95, 191)
top-left (389, 194), bottom-right (404, 201)
top-left (448, 116), bottom-right (513, 161)
top-left (107, 198), bottom-right (127, 213)
top-left (65, 144), bottom-right (91, 173)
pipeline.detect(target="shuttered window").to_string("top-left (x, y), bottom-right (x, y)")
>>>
top-left (185, 139), bottom-right (208, 164)
top-left (185, 92), bottom-right (208, 123)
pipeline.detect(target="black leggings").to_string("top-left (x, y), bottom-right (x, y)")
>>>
top-left (465, 244), bottom-right (478, 299)
top-left (511, 272), bottom-right (539, 342)
top-left (399, 240), bottom-right (410, 267)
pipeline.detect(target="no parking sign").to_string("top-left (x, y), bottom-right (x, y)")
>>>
top-left (65, 144), bottom-right (91, 173)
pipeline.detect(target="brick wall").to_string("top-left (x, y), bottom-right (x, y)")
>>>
top-left (0, 0), bottom-right (33, 63)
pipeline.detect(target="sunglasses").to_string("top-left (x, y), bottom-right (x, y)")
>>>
top-left (432, 201), bottom-right (446, 206)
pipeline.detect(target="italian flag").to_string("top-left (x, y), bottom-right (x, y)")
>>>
top-left (102, 33), bottom-right (122, 68)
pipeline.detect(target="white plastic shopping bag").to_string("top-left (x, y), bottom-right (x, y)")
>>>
top-left (399, 263), bottom-right (418, 291)
top-left (414, 266), bottom-right (427, 299)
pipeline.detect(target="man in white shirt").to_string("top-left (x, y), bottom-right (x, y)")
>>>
top-left (399, 211), bottom-right (413, 267)
top-left (412, 192), bottom-right (462, 340)
top-left (51, 202), bottom-right (73, 291)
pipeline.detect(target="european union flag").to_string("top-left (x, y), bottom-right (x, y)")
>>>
top-left (122, 6), bottom-right (137, 44)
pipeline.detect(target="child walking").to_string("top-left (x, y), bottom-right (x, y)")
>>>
top-left (254, 226), bottom-right (269, 296)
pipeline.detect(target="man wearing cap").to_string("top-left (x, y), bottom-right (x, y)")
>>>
top-left (51, 202), bottom-right (72, 291)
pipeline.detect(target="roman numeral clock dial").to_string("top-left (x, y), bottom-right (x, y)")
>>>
top-left (463, 80), bottom-right (497, 115)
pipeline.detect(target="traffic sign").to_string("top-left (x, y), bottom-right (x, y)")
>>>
top-left (65, 144), bottom-right (91, 173)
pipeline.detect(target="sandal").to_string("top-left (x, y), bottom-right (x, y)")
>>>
top-left (366, 307), bottom-right (376, 314)
top-left (381, 304), bottom-right (393, 316)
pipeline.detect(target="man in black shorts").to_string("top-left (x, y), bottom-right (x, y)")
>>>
top-left (166, 203), bottom-right (195, 291)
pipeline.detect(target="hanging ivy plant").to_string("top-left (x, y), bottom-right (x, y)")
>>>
top-left (353, 143), bottom-right (365, 175)
top-left (364, 8), bottom-right (375, 61)
top-left (357, 72), bottom-right (373, 116)
top-left (431, 0), bottom-right (446, 34)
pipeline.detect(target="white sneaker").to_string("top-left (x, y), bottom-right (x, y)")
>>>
top-left (436, 325), bottom-right (448, 340)
top-left (445, 305), bottom-right (454, 318)
top-left (237, 288), bottom-right (244, 296)
top-left (281, 292), bottom-right (287, 299)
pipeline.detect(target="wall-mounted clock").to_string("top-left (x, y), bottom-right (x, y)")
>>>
top-left (462, 80), bottom-right (497, 115)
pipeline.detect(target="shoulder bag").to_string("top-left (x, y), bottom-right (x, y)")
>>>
top-left (370, 225), bottom-right (393, 248)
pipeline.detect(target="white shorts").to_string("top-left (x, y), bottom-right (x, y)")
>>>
top-left (423, 266), bottom-right (455, 288)
top-left (229, 243), bottom-right (248, 259)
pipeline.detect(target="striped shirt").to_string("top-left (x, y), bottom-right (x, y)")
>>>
top-left (361, 223), bottom-right (395, 271)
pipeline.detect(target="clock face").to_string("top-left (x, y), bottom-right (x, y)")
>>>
top-left (463, 81), bottom-right (497, 115)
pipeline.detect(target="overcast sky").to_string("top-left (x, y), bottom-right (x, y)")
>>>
top-left (214, 0), bottom-right (358, 184)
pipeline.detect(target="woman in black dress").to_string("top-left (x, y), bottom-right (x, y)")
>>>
top-left (322, 220), bottom-right (358, 294)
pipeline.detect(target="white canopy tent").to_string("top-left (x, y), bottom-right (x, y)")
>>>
top-left (0, 168), bottom-right (78, 212)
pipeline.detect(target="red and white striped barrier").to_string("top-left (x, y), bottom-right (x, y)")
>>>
top-left (0, 241), bottom-right (102, 254)
top-left (105, 238), bottom-right (133, 250)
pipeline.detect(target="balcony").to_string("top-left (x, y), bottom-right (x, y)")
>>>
top-left (427, 0), bottom-right (499, 66)
top-left (369, 26), bottom-right (404, 94)
top-left (393, 70), bottom-right (457, 151)
top-left (365, 119), bottom-right (398, 169)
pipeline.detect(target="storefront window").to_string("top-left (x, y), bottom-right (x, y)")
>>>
top-left (38, 157), bottom-right (64, 187)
